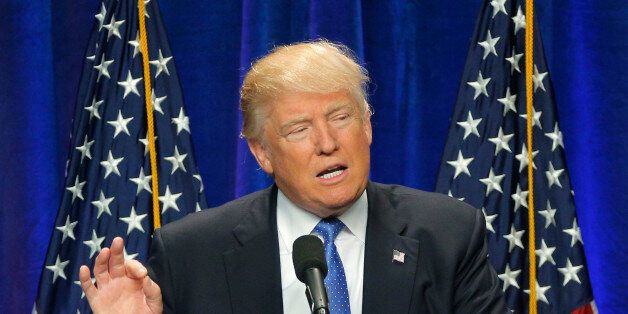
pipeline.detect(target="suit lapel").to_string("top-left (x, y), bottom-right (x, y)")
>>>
top-left (362, 183), bottom-right (420, 314)
top-left (223, 186), bottom-right (283, 314)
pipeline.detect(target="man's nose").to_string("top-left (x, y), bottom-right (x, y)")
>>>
top-left (314, 124), bottom-right (339, 155)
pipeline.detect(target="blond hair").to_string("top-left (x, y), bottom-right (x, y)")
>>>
top-left (240, 39), bottom-right (371, 140)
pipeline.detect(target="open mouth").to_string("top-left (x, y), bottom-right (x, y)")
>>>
top-left (317, 166), bottom-right (347, 180)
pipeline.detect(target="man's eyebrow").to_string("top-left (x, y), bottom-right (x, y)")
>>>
top-left (279, 116), bottom-right (309, 132)
top-left (325, 102), bottom-right (355, 116)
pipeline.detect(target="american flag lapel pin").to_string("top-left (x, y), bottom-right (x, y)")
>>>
top-left (392, 249), bottom-right (405, 264)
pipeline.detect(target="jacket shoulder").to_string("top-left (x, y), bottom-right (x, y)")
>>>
top-left (372, 182), bottom-right (479, 223)
top-left (158, 187), bottom-right (273, 246)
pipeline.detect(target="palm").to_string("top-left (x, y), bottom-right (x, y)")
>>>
top-left (90, 275), bottom-right (154, 313)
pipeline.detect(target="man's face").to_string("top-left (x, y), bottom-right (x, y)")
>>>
top-left (248, 91), bottom-right (372, 218)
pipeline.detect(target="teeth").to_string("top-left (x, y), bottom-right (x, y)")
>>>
top-left (321, 169), bottom-right (343, 179)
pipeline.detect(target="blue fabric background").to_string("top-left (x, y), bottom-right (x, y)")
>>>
top-left (0, 0), bottom-right (625, 312)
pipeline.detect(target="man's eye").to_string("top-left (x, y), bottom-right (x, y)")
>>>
top-left (290, 127), bottom-right (307, 134)
top-left (332, 113), bottom-right (350, 122)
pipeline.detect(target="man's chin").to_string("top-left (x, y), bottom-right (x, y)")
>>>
top-left (313, 196), bottom-right (360, 218)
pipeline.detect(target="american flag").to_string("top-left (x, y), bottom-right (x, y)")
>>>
top-left (34, 0), bottom-right (207, 312)
top-left (435, 0), bottom-right (595, 313)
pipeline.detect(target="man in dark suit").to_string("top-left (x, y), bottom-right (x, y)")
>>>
top-left (80, 40), bottom-right (505, 313)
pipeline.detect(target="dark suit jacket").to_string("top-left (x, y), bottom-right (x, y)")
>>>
top-left (148, 182), bottom-right (506, 313)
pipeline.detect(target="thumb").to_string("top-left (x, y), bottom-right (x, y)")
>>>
top-left (143, 276), bottom-right (163, 313)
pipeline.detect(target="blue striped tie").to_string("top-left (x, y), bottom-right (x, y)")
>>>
top-left (314, 218), bottom-right (351, 314)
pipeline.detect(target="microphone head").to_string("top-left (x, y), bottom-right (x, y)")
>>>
top-left (292, 235), bottom-right (328, 283)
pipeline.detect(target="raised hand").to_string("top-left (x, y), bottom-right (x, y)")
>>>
top-left (79, 237), bottom-right (163, 314)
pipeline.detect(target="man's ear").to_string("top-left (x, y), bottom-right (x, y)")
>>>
top-left (363, 110), bottom-right (373, 145)
top-left (247, 139), bottom-right (274, 175)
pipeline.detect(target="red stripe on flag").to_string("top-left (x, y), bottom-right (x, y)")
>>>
top-left (571, 302), bottom-right (594, 314)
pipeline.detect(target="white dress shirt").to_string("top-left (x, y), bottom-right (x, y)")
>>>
top-left (277, 189), bottom-right (368, 314)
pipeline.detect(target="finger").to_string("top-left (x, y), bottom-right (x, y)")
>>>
top-left (109, 237), bottom-right (126, 278)
top-left (143, 276), bottom-right (163, 313)
top-left (93, 247), bottom-right (111, 286)
top-left (79, 265), bottom-right (98, 304)
top-left (125, 259), bottom-right (148, 279)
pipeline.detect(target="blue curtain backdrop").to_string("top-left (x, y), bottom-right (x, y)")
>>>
top-left (0, 0), bottom-right (625, 313)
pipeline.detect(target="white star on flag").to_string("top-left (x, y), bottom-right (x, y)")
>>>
top-left (518, 106), bottom-right (543, 130)
top-left (545, 123), bottom-right (565, 151)
top-left (130, 167), bottom-right (153, 195)
top-left (467, 71), bottom-right (491, 100)
top-left (545, 161), bottom-right (565, 188)
top-left (142, 0), bottom-right (152, 18)
top-left (538, 200), bottom-right (558, 228)
top-left (511, 184), bottom-right (529, 212)
top-left (83, 230), bottom-right (105, 258)
top-left (107, 110), bottom-right (133, 138)
top-left (524, 281), bottom-right (551, 304)
top-left (558, 259), bottom-right (584, 286)
top-left (193, 174), bottom-right (204, 192)
top-left (488, 127), bottom-right (513, 155)
top-left (159, 186), bottom-right (182, 213)
top-left (515, 145), bottom-right (539, 172)
top-left (66, 176), bottom-right (86, 202)
top-left (139, 132), bottom-right (158, 156)
top-left (91, 191), bottom-right (114, 218)
top-left (128, 31), bottom-right (141, 58)
top-left (94, 3), bottom-right (107, 31)
top-left (505, 48), bottom-right (523, 74)
top-left (149, 49), bottom-right (172, 77)
top-left (164, 146), bottom-right (188, 174)
top-left (103, 14), bottom-right (125, 40)
top-left (489, 0), bottom-right (507, 17)
top-left (55, 216), bottom-right (78, 243)
top-left (512, 6), bottom-right (526, 34)
top-left (533, 65), bottom-right (548, 92)
top-left (535, 239), bottom-right (557, 267)
top-left (456, 111), bottom-right (482, 140)
top-left (93, 55), bottom-right (114, 81)
top-left (497, 87), bottom-right (517, 116)
top-left (503, 225), bottom-right (525, 252)
top-left (447, 151), bottom-right (474, 178)
top-left (563, 219), bottom-right (584, 247)
top-left (172, 108), bottom-right (191, 134)
top-left (84, 98), bottom-right (103, 120)
top-left (119, 206), bottom-right (147, 235)
top-left (482, 208), bottom-right (498, 234)
top-left (151, 88), bottom-right (167, 115)
top-left (478, 30), bottom-right (500, 59)
top-left (75, 136), bottom-right (95, 162)
top-left (100, 151), bottom-right (124, 179)
top-left (497, 264), bottom-right (521, 291)
top-left (45, 256), bottom-right (69, 283)
top-left (479, 168), bottom-right (505, 195)
top-left (117, 70), bottom-right (143, 99)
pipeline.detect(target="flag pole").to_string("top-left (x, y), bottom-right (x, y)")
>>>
top-left (138, 0), bottom-right (161, 230)
top-left (525, 0), bottom-right (537, 312)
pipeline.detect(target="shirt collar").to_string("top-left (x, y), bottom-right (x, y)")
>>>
top-left (276, 188), bottom-right (368, 254)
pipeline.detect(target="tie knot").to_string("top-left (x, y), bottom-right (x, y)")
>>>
top-left (314, 218), bottom-right (345, 242)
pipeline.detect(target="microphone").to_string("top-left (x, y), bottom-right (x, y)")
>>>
top-left (292, 235), bottom-right (329, 314)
